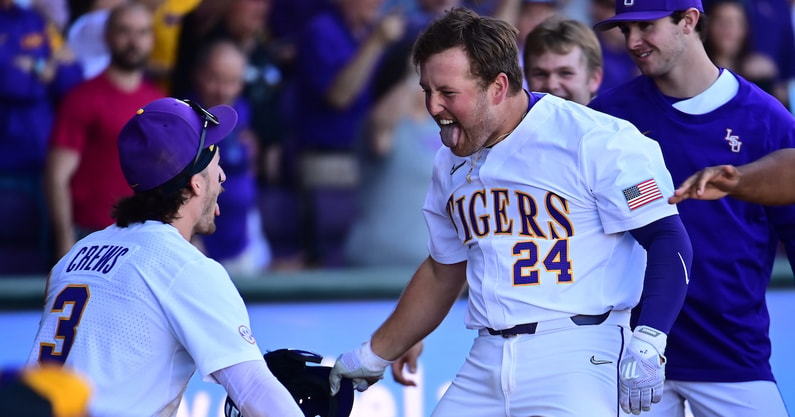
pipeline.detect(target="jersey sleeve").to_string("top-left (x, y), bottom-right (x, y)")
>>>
top-left (423, 151), bottom-right (468, 265)
top-left (161, 259), bottom-right (263, 382)
top-left (584, 120), bottom-right (679, 234)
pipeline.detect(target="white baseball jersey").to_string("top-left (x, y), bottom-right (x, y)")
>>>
top-left (28, 221), bottom-right (264, 417)
top-left (424, 94), bottom-right (678, 330)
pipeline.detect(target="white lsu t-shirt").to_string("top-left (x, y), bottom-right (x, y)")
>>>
top-left (28, 221), bottom-right (264, 417)
top-left (423, 94), bottom-right (678, 331)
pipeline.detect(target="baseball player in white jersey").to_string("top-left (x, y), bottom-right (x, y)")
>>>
top-left (328, 8), bottom-right (693, 416)
top-left (27, 98), bottom-right (303, 417)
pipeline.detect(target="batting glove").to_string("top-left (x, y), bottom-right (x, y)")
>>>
top-left (619, 326), bottom-right (667, 415)
top-left (329, 340), bottom-right (392, 396)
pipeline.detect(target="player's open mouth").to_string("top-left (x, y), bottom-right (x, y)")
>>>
top-left (439, 118), bottom-right (461, 148)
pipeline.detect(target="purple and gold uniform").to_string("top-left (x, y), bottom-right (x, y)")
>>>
top-left (591, 69), bottom-right (795, 415)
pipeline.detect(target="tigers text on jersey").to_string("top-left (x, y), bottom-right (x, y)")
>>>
top-left (424, 94), bottom-right (678, 331)
top-left (28, 221), bottom-right (264, 417)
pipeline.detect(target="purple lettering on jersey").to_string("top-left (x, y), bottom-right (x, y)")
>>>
top-left (516, 192), bottom-right (546, 238)
top-left (84, 245), bottom-right (110, 271)
top-left (86, 246), bottom-right (129, 273)
top-left (451, 189), bottom-right (574, 245)
top-left (65, 245), bottom-right (130, 274)
top-left (546, 193), bottom-right (573, 239)
top-left (74, 246), bottom-right (99, 271)
top-left (470, 190), bottom-right (489, 238)
top-left (66, 246), bottom-right (88, 272)
top-left (98, 247), bottom-right (128, 274)
top-left (492, 190), bottom-right (513, 235)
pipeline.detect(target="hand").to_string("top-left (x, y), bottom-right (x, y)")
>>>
top-left (376, 12), bottom-right (406, 44)
top-left (619, 326), bottom-right (667, 415)
top-left (329, 340), bottom-right (392, 395)
top-left (391, 340), bottom-right (423, 386)
top-left (668, 165), bottom-right (739, 204)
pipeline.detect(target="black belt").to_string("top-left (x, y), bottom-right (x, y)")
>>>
top-left (486, 311), bottom-right (611, 338)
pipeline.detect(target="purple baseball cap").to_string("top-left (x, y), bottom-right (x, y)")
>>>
top-left (593, 0), bottom-right (704, 31)
top-left (118, 97), bottom-right (237, 192)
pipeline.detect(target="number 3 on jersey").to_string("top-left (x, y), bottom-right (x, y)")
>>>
top-left (513, 239), bottom-right (572, 285)
top-left (38, 285), bottom-right (90, 364)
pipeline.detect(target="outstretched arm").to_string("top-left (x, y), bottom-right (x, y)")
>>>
top-left (669, 148), bottom-right (795, 205)
top-left (371, 258), bottom-right (467, 360)
top-left (214, 360), bottom-right (304, 417)
top-left (329, 257), bottom-right (467, 394)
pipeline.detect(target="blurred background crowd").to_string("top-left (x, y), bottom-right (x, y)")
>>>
top-left (1, 0), bottom-right (794, 276)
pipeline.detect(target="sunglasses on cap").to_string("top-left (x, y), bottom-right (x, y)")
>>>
top-left (181, 99), bottom-right (220, 171)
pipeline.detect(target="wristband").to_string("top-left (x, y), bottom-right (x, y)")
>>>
top-left (358, 340), bottom-right (393, 370)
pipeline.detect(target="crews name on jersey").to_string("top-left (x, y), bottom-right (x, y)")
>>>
top-left (66, 245), bottom-right (130, 274)
top-left (447, 189), bottom-right (573, 243)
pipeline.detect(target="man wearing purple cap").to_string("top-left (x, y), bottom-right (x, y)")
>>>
top-left (27, 97), bottom-right (304, 417)
top-left (590, 1), bottom-right (795, 416)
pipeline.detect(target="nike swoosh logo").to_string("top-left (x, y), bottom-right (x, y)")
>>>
top-left (590, 355), bottom-right (613, 365)
top-left (450, 161), bottom-right (466, 175)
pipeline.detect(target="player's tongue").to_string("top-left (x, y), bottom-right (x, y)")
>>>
top-left (440, 122), bottom-right (461, 148)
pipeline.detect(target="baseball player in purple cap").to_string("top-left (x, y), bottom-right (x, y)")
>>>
top-left (590, 0), bottom-right (795, 416)
top-left (27, 97), bottom-right (304, 417)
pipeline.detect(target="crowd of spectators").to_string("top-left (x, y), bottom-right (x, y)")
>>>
top-left (1, 0), bottom-right (794, 275)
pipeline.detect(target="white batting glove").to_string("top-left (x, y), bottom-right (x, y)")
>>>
top-left (619, 326), bottom-right (667, 415)
top-left (329, 340), bottom-right (392, 396)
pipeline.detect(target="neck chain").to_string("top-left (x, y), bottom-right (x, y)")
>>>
top-left (465, 106), bottom-right (530, 183)
top-left (466, 147), bottom-right (485, 183)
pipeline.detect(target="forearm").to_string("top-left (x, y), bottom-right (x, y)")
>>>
top-left (213, 360), bottom-right (303, 417)
top-left (732, 148), bottom-right (795, 205)
top-left (44, 149), bottom-right (78, 257)
top-left (371, 257), bottom-right (467, 360)
top-left (629, 215), bottom-right (692, 333)
top-left (326, 35), bottom-right (390, 109)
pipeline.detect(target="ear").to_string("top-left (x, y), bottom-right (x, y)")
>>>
top-left (188, 173), bottom-right (204, 196)
top-left (589, 67), bottom-right (604, 97)
top-left (682, 8), bottom-right (700, 34)
top-left (491, 72), bottom-right (511, 104)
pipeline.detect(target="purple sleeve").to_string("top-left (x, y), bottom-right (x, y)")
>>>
top-left (629, 214), bottom-right (692, 334)
top-left (296, 12), bottom-right (354, 95)
top-left (49, 61), bottom-right (83, 99)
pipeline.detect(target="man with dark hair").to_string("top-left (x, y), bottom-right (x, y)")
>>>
top-left (591, 0), bottom-right (795, 415)
top-left (29, 97), bottom-right (303, 417)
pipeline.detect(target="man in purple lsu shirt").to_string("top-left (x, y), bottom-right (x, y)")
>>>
top-left (590, 0), bottom-right (795, 416)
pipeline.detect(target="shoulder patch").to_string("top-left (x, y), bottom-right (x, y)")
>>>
top-left (238, 325), bottom-right (256, 344)
top-left (623, 179), bottom-right (662, 210)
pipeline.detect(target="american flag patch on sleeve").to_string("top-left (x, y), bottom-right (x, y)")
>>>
top-left (623, 179), bottom-right (662, 210)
